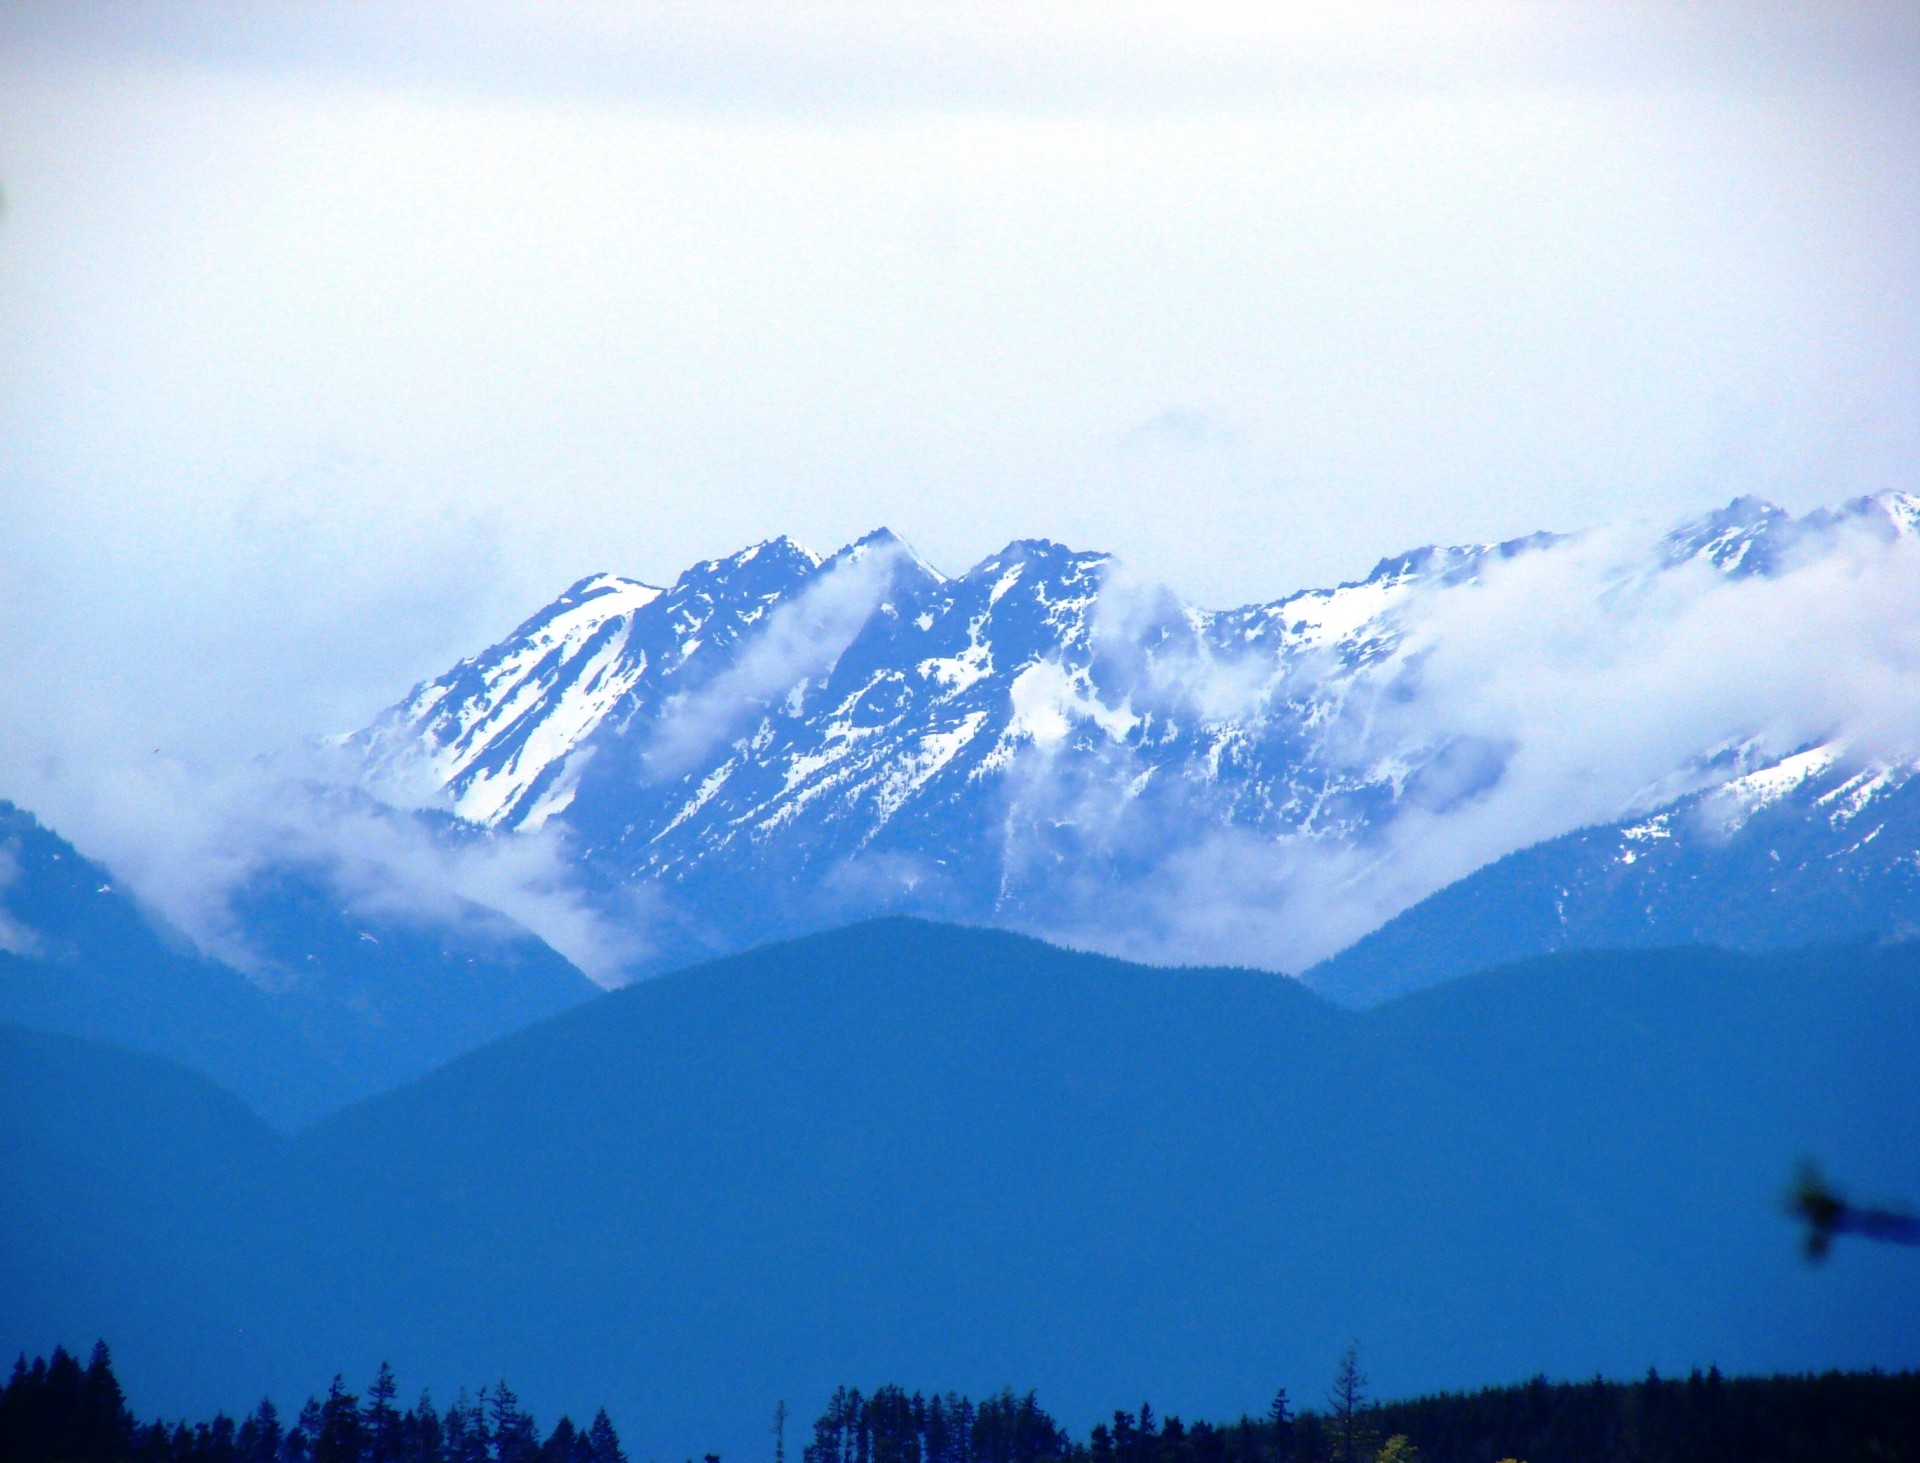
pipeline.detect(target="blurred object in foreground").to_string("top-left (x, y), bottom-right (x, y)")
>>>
top-left (1790, 1161), bottom-right (1920, 1260)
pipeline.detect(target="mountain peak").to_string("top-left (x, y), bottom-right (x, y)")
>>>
top-left (553, 571), bottom-right (665, 606)
top-left (1823, 490), bottom-right (1920, 539)
top-left (824, 527), bottom-right (948, 586)
top-left (1718, 493), bottom-right (1786, 523)
top-left (965, 537), bottom-right (1112, 577)
top-left (1663, 494), bottom-right (1793, 575)
top-left (678, 535), bottom-right (823, 586)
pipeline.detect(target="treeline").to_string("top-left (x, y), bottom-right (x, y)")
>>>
top-left (12, 1342), bottom-right (1920, 1463)
top-left (804, 1386), bottom-right (1070, 1463)
top-left (0, 1345), bottom-right (627, 1463)
top-left (807, 1361), bottom-right (1920, 1463)
top-left (1367, 1367), bottom-right (1920, 1463)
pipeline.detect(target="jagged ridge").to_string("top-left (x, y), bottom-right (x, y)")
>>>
top-left (349, 491), bottom-right (1920, 975)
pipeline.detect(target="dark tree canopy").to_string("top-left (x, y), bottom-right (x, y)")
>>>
top-left (0, 1349), bottom-right (630, 1463)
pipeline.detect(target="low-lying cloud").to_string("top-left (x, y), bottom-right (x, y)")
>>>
top-left (0, 474), bottom-right (653, 985)
top-left (1029, 515), bottom-right (1920, 972)
top-left (644, 539), bottom-right (910, 780)
top-left (22, 746), bottom-right (650, 986)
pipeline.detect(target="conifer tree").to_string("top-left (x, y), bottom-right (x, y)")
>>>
top-left (583, 1409), bottom-right (627, 1463)
top-left (316, 1377), bottom-right (364, 1463)
top-left (366, 1364), bottom-right (402, 1463)
top-left (490, 1381), bottom-right (541, 1463)
top-left (285, 1396), bottom-right (323, 1463)
top-left (238, 1399), bottom-right (284, 1463)
top-left (444, 1392), bottom-right (480, 1463)
top-left (404, 1392), bottom-right (443, 1463)
top-left (1326, 1347), bottom-right (1371, 1463)
top-left (925, 1398), bottom-right (953, 1463)
top-left (80, 1342), bottom-right (133, 1461)
top-left (1265, 1389), bottom-right (1292, 1463)
top-left (1088, 1423), bottom-right (1113, 1463)
top-left (206, 1411), bottom-right (241, 1463)
top-left (542, 1416), bottom-right (580, 1463)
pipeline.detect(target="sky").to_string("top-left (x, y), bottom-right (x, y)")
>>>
top-left (1, 2), bottom-right (1918, 954)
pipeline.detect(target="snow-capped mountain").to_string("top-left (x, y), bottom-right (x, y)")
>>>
top-left (347, 491), bottom-right (1920, 976)
top-left (1659, 490), bottom-right (1920, 576)
top-left (1310, 738), bottom-right (1920, 1005)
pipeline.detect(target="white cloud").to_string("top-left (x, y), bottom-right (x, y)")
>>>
top-left (1027, 517), bottom-right (1920, 971)
top-left (0, 843), bottom-right (43, 957)
top-left (644, 539), bottom-right (911, 779)
top-left (47, 749), bottom-right (649, 987)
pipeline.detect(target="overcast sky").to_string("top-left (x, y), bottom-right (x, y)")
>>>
top-left (2, 1), bottom-right (1919, 764)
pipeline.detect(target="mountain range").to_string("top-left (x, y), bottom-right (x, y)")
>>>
top-left (6, 486), bottom-right (1920, 1457)
top-left (6, 489), bottom-right (1920, 1124)
top-left (1313, 741), bottom-right (1920, 1004)
top-left (345, 490), bottom-right (1920, 984)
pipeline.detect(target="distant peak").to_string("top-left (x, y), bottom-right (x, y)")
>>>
top-left (1660, 495), bottom-right (1793, 575)
top-left (734, 534), bottom-right (823, 568)
top-left (677, 535), bottom-right (824, 587)
top-left (1713, 494), bottom-right (1787, 524)
top-left (1830, 490), bottom-right (1920, 536)
top-left (1355, 531), bottom-right (1560, 591)
top-left (827, 528), bottom-right (948, 583)
top-left (1002, 536), bottom-right (1075, 556)
top-left (967, 537), bottom-right (1112, 575)
top-left (554, 571), bottom-right (664, 604)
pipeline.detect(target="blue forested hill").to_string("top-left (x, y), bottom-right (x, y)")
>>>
top-left (2, 920), bottom-right (1916, 1463)
top-left (0, 801), bottom-right (600, 1126)
top-left (0, 803), bottom-right (348, 1127)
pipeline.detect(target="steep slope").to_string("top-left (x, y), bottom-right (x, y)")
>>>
top-left (1308, 744), bottom-right (1920, 1006)
top-left (0, 803), bottom-right (345, 1127)
top-left (350, 541), bottom-right (827, 829)
top-left (7, 920), bottom-right (1911, 1460)
top-left (347, 491), bottom-right (1920, 975)
top-left (0, 802), bottom-right (599, 1125)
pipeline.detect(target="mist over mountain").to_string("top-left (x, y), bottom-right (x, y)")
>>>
top-left (1313, 744), bottom-right (1920, 1005)
top-left (5, 489), bottom-right (1918, 1070)
top-left (340, 491), bottom-right (1920, 979)
top-left (0, 801), bottom-right (596, 1127)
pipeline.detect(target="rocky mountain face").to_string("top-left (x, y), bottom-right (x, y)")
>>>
top-left (1311, 741), bottom-right (1920, 1005)
top-left (347, 491), bottom-right (1920, 978)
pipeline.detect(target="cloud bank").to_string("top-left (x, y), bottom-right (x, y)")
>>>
top-left (0, 478), bottom-right (651, 984)
top-left (1033, 516), bottom-right (1920, 972)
